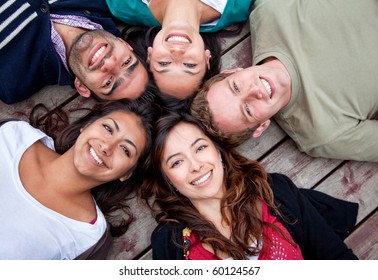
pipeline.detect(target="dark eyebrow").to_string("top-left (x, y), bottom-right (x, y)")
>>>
top-left (165, 137), bottom-right (206, 164)
top-left (104, 59), bottom-right (140, 96)
top-left (154, 67), bottom-right (200, 75)
top-left (109, 118), bottom-right (119, 132)
top-left (109, 117), bottom-right (138, 154)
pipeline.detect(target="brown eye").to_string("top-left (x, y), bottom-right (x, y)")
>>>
top-left (122, 57), bottom-right (132, 67)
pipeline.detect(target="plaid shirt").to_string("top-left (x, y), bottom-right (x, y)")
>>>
top-left (50, 14), bottom-right (103, 72)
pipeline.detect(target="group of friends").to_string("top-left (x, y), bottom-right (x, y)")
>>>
top-left (0, 0), bottom-right (377, 260)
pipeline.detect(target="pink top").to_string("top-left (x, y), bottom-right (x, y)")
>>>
top-left (183, 202), bottom-right (303, 260)
top-left (258, 202), bottom-right (303, 260)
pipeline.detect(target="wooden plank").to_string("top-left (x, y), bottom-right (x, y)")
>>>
top-left (0, 85), bottom-right (77, 121)
top-left (138, 249), bottom-right (153, 260)
top-left (220, 22), bottom-right (250, 54)
top-left (259, 138), bottom-right (343, 188)
top-left (314, 161), bottom-right (378, 223)
top-left (345, 210), bottom-right (378, 260)
top-left (236, 120), bottom-right (286, 160)
top-left (106, 197), bottom-right (157, 260)
top-left (59, 95), bottom-right (97, 122)
top-left (221, 36), bottom-right (252, 70)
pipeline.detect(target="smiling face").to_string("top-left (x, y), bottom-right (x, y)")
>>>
top-left (147, 22), bottom-right (211, 99)
top-left (161, 122), bottom-right (225, 206)
top-left (69, 30), bottom-right (148, 101)
top-left (207, 63), bottom-right (292, 134)
top-left (73, 110), bottom-right (146, 183)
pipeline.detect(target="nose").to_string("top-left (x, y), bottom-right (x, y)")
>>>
top-left (244, 84), bottom-right (263, 101)
top-left (100, 56), bottom-right (117, 72)
top-left (189, 158), bottom-right (203, 172)
top-left (170, 46), bottom-right (185, 59)
top-left (99, 141), bottom-right (115, 156)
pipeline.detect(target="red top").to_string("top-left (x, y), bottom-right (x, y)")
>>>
top-left (183, 202), bottom-right (303, 260)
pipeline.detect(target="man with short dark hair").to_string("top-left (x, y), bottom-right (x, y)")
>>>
top-left (0, 0), bottom-right (148, 104)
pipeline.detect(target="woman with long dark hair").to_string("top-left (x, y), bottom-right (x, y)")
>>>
top-left (0, 100), bottom-right (158, 259)
top-left (142, 112), bottom-right (358, 260)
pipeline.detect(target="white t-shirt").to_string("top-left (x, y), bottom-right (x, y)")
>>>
top-left (141, 0), bottom-right (227, 25)
top-left (0, 121), bottom-right (106, 260)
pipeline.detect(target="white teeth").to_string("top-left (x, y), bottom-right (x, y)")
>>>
top-left (91, 46), bottom-right (106, 64)
top-left (89, 147), bottom-right (104, 166)
top-left (191, 171), bottom-right (211, 185)
top-left (167, 36), bottom-right (190, 43)
top-left (261, 79), bottom-right (272, 97)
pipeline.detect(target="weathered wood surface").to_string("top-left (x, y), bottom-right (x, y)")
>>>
top-left (1, 21), bottom-right (376, 261)
top-left (345, 210), bottom-right (378, 260)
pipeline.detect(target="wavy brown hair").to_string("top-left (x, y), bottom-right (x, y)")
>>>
top-left (142, 112), bottom-right (285, 259)
top-left (190, 73), bottom-right (256, 148)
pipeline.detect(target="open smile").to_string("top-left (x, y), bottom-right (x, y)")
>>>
top-left (260, 77), bottom-right (274, 99)
top-left (191, 170), bottom-right (212, 186)
top-left (89, 146), bottom-right (107, 168)
top-left (166, 33), bottom-right (192, 44)
top-left (88, 43), bottom-right (108, 67)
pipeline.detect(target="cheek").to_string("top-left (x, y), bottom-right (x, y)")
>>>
top-left (84, 73), bottom-right (99, 87)
top-left (165, 168), bottom-right (186, 189)
top-left (114, 154), bottom-right (134, 174)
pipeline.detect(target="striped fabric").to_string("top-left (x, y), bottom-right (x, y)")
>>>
top-left (0, 0), bottom-right (120, 104)
top-left (0, 0), bottom-right (38, 50)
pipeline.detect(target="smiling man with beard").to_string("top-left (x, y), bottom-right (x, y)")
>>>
top-left (0, 0), bottom-right (149, 104)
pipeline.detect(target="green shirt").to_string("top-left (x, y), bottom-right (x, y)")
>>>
top-left (106, 0), bottom-right (254, 32)
top-left (250, 0), bottom-right (378, 161)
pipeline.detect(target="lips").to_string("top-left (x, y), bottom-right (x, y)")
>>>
top-left (261, 78), bottom-right (272, 98)
top-left (89, 146), bottom-right (106, 167)
top-left (191, 171), bottom-right (212, 186)
top-left (166, 33), bottom-right (192, 43)
top-left (88, 43), bottom-right (107, 67)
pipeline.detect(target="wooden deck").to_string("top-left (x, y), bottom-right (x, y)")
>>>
top-left (1, 22), bottom-right (377, 260)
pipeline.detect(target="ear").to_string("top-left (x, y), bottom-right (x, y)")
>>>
top-left (117, 38), bottom-right (133, 50)
top-left (205, 49), bottom-right (211, 70)
top-left (74, 78), bottom-right (91, 98)
top-left (221, 68), bottom-right (244, 74)
top-left (251, 120), bottom-right (271, 138)
top-left (146, 47), bottom-right (152, 64)
top-left (119, 173), bottom-right (132, 182)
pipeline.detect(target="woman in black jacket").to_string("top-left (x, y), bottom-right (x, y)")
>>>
top-left (142, 112), bottom-right (358, 260)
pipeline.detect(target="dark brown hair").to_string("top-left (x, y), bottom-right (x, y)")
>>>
top-left (30, 99), bottom-right (160, 237)
top-left (142, 112), bottom-right (282, 259)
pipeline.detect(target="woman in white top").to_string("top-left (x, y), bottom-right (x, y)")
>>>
top-left (0, 100), bottom-right (157, 259)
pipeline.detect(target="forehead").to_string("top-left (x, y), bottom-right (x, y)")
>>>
top-left (168, 122), bottom-right (202, 140)
top-left (207, 80), bottom-right (248, 133)
top-left (163, 122), bottom-right (205, 152)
